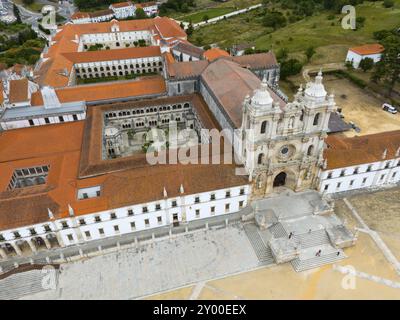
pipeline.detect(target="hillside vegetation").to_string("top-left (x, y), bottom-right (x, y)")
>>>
top-left (189, 0), bottom-right (400, 64)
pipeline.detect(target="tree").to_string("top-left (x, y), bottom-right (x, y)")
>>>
top-left (263, 11), bottom-right (287, 30)
top-left (13, 4), bottom-right (22, 24)
top-left (305, 46), bottom-right (316, 62)
top-left (23, 0), bottom-right (34, 5)
top-left (186, 21), bottom-right (194, 36)
top-left (359, 57), bottom-right (374, 72)
top-left (276, 47), bottom-right (288, 61)
top-left (372, 34), bottom-right (400, 96)
top-left (135, 8), bottom-right (147, 19)
top-left (280, 59), bottom-right (303, 80)
top-left (383, 0), bottom-right (394, 8)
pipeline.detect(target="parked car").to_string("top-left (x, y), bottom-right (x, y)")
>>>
top-left (382, 103), bottom-right (398, 114)
top-left (349, 121), bottom-right (361, 133)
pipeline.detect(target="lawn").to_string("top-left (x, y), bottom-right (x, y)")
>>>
top-left (190, 0), bottom-right (400, 64)
top-left (179, 7), bottom-right (236, 23)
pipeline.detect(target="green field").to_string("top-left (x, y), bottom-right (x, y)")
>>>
top-left (190, 0), bottom-right (400, 64)
top-left (180, 7), bottom-right (236, 23)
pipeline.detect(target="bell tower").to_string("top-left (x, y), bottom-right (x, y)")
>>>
top-left (240, 71), bottom-right (336, 196)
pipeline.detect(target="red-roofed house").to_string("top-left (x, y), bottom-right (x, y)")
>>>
top-left (345, 43), bottom-right (384, 68)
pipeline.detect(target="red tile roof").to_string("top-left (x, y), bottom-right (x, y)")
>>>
top-left (62, 46), bottom-right (161, 64)
top-left (324, 131), bottom-right (400, 170)
top-left (349, 44), bottom-right (384, 55)
top-left (31, 76), bottom-right (166, 105)
top-left (203, 48), bottom-right (230, 61)
top-left (8, 79), bottom-right (29, 104)
top-left (111, 1), bottom-right (132, 8)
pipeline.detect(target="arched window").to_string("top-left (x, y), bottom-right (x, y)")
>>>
top-left (313, 113), bottom-right (320, 126)
top-left (260, 121), bottom-right (268, 134)
top-left (307, 145), bottom-right (314, 156)
top-left (258, 153), bottom-right (264, 165)
top-left (300, 110), bottom-right (304, 121)
top-left (289, 116), bottom-right (295, 129)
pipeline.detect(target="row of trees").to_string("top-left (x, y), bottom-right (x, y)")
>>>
top-left (159, 0), bottom-right (196, 15)
top-left (73, 0), bottom-right (151, 11)
top-left (372, 30), bottom-right (400, 96)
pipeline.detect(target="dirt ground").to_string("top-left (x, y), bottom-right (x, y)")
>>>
top-left (284, 74), bottom-right (400, 137)
top-left (324, 76), bottom-right (400, 137)
top-left (148, 234), bottom-right (400, 300)
top-left (147, 188), bottom-right (400, 300)
top-left (347, 188), bottom-right (400, 261)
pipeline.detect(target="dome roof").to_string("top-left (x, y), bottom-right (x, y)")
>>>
top-left (305, 70), bottom-right (327, 99)
top-left (251, 76), bottom-right (273, 107)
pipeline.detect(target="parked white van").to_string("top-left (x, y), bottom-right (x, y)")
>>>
top-left (382, 103), bottom-right (397, 114)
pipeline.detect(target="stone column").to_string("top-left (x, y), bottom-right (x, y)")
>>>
top-left (27, 239), bottom-right (37, 253)
top-left (0, 247), bottom-right (7, 259)
top-left (11, 242), bottom-right (22, 256)
top-left (43, 237), bottom-right (52, 250)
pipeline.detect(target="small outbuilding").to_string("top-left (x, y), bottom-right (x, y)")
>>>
top-left (345, 44), bottom-right (384, 68)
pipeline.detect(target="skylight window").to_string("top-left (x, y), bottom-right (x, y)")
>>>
top-left (7, 165), bottom-right (50, 190)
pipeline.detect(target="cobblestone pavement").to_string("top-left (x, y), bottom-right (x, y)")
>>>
top-left (21, 224), bottom-right (259, 299)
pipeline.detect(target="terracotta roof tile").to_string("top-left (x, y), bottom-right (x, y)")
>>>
top-left (8, 79), bottom-right (29, 103)
top-left (31, 75), bottom-right (166, 105)
top-left (200, 59), bottom-right (286, 128)
top-left (89, 9), bottom-right (114, 18)
top-left (225, 51), bottom-right (278, 69)
top-left (0, 105), bottom-right (247, 231)
top-left (324, 131), bottom-right (400, 170)
top-left (71, 12), bottom-right (90, 19)
top-left (153, 17), bottom-right (186, 39)
top-left (203, 48), bottom-right (230, 61)
top-left (61, 46), bottom-right (161, 64)
top-left (111, 1), bottom-right (132, 8)
top-left (349, 44), bottom-right (384, 55)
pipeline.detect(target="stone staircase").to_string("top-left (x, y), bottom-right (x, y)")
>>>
top-left (292, 229), bottom-right (331, 249)
top-left (244, 224), bottom-right (275, 265)
top-left (0, 269), bottom-right (57, 300)
top-left (291, 250), bottom-right (346, 272)
top-left (269, 223), bottom-right (287, 238)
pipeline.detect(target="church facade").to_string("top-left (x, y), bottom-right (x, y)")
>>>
top-left (239, 72), bottom-right (336, 196)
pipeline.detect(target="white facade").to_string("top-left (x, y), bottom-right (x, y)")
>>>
top-left (139, 3), bottom-right (158, 17)
top-left (110, 3), bottom-right (136, 19)
top-left (71, 16), bottom-right (91, 24)
top-left (238, 72), bottom-right (335, 196)
top-left (345, 50), bottom-right (382, 69)
top-left (75, 55), bottom-right (163, 79)
top-left (80, 28), bottom-right (154, 48)
top-left (171, 48), bottom-right (201, 62)
top-left (320, 158), bottom-right (400, 194)
top-left (0, 184), bottom-right (250, 256)
top-left (0, 112), bottom-right (86, 130)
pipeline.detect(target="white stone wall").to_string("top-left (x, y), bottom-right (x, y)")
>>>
top-left (345, 50), bottom-right (382, 68)
top-left (0, 112), bottom-right (86, 130)
top-left (171, 49), bottom-right (200, 62)
top-left (80, 30), bottom-right (153, 47)
top-left (319, 158), bottom-right (400, 194)
top-left (0, 185), bottom-right (250, 248)
top-left (75, 56), bottom-right (163, 79)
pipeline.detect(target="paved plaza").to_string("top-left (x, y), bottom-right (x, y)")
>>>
top-left (2, 186), bottom-right (398, 300)
top-left (21, 224), bottom-right (260, 299)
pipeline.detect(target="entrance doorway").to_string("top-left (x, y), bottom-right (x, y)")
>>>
top-left (273, 172), bottom-right (287, 187)
top-left (172, 213), bottom-right (179, 227)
